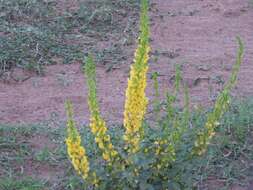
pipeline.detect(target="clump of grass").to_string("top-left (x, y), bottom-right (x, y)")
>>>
top-left (0, 0), bottom-right (139, 76)
top-left (0, 177), bottom-right (45, 190)
top-left (0, 0), bottom-right (81, 74)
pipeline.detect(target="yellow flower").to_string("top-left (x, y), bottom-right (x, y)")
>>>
top-left (102, 152), bottom-right (110, 161)
top-left (98, 141), bottom-right (105, 149)
top-left (85, 55), bottom-right (118, 163)
top-left (66, 136), bottom-right (90, 179)
top-left (91, 172), bottom-right (99, 187)
top-left (123, 2), bottom-right (150, 153)
top-left (65, 101), bottom-right (90, 180)
top-left (108, 143), bottom-right (113, 150)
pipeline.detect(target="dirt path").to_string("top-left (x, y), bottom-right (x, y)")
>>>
top-left (1, 0), bottom-right (253, 126)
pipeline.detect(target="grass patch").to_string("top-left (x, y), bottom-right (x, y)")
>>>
top-left (0, 0), bottom-right (139, 76)
top-left (0, 177), bottom-right (45, 190)
top-left (0, 98), bottom-right (252, 189)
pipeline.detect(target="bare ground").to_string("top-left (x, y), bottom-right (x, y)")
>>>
top-left (1, 0), bottom-right (253, 126)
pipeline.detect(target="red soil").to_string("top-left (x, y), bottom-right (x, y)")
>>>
top-left (1, 1), bottom-right (253, 189)
top-left (1, 0), bottom-right (253, 127)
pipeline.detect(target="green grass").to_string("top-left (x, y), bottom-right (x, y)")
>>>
top-left (0, 0), bottom-right (139, 75)
top-left (0, 98), bottom-right (252, 190)
top-left (0, 177), bottom-right (45, 190)
top-left (194, 98), bottom-right (253, 189)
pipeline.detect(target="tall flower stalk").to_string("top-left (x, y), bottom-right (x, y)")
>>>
top-left (84, 55), bottom-right (118, 163)
top-left (65, 101), bottom-right (90, 179)
top-left (123, 0), bottom-right (150, 153)
top-left (193, 37), bottom-right (244, 155)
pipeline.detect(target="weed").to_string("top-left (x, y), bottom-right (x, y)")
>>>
top-left (63, 0), bottom-right (249, 189)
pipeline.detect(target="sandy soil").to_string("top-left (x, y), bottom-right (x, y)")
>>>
top-left (1, 0), bottom-right (253, 128)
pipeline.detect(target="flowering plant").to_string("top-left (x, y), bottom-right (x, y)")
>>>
top-left (65, 0), bottom-right (244, 189)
